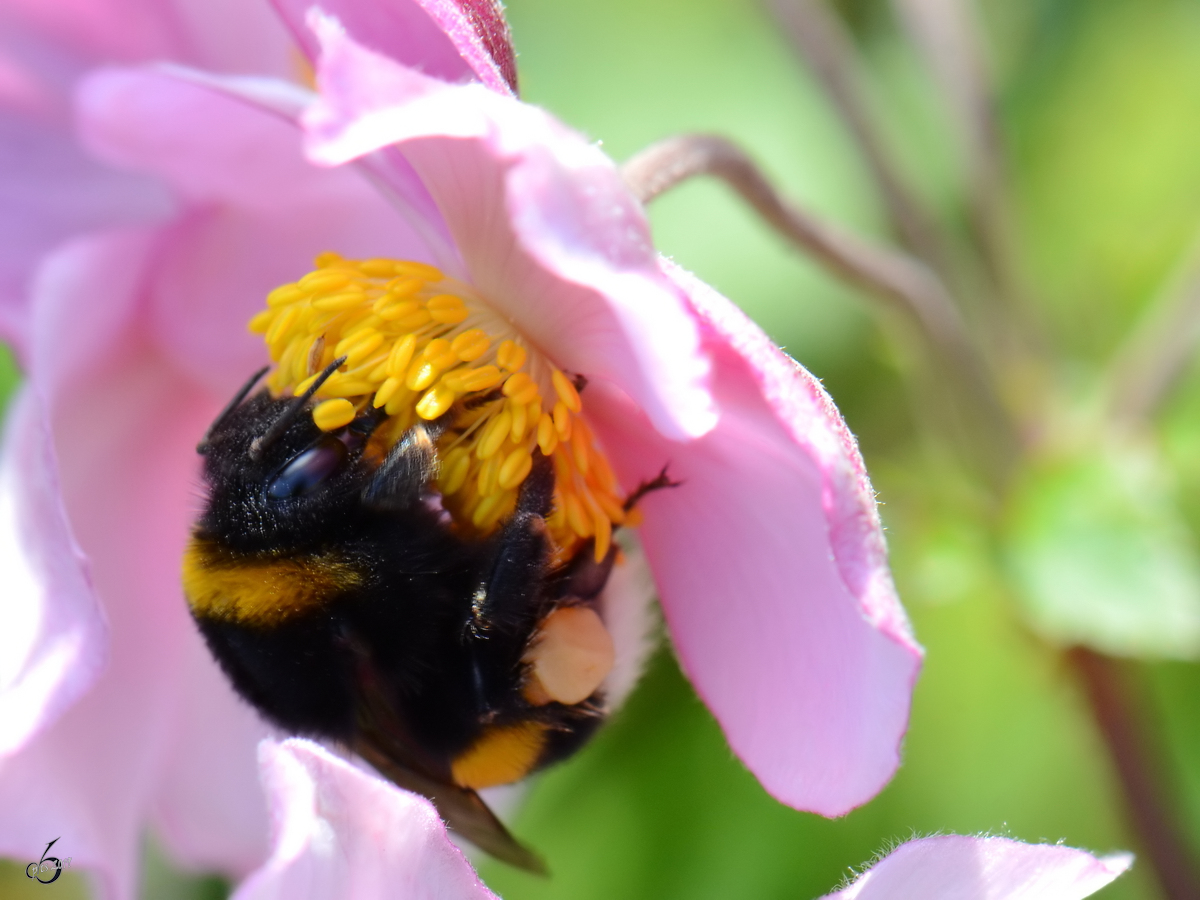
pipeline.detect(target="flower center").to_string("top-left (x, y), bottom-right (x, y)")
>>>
top-left (248, 253), bottom-right (629, 563)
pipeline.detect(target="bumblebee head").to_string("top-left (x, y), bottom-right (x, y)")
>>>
top-left (196, 360), bottom-right (381, 552)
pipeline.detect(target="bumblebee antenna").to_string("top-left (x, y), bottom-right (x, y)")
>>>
top-left (249, 356), bottom-right (347, 462)
top-left (197, 366), bottom-right (271, 455)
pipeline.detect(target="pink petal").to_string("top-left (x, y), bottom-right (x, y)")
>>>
top-left (0, 226), bottom-right (154, 758)
top-left (148, 630), bottom-right (271, 875)
top-left (0, 108), bottom-right (169, 353)
top-left (273, 0), bottom-right (516, 94)
top-left (0, 388), bottom-right (105, 757)
top-left (0, 0), bottom-right (293, 75)
top-left (586, 262), bottom-right (921, 817)
top-left (303, 18), bottom-right (716, 442)
top-left (76, 64), bottom-right (441, 397)
top-left (234, 739), bottom-right (498, 900)
top-left (0, 230), bottom-right (271, 897)
top-left (821, 835), bottom-right (1133, 900)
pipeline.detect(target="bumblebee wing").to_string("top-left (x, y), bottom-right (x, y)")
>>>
top-left (343, 630), bottom-right (546, 875)
top-left (352, 733), bottom-right (546, 875)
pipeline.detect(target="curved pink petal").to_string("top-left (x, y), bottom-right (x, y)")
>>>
top-left (0, 230), bottom-right (272, 897)
top-left (0, 225), bottom-right (154, 759)
top-left (0, 0), bottom-right (292, 351)
top-left (821, 836), bottom-right (1132, 900)
top-left (235, 739), bottom-right (497, 900)
top-left (302, 16), bottom-right (715, 442)
top-left (585, 262), bottom-right (921, 816)
top-left (273, 0), bottom-right (516, 94)
top-left (0, 388), bottom-right (104, 757)
top-left (76, 64), bottom-right (441, 397)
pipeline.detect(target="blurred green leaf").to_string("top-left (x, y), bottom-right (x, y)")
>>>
top-left (1004, 436), bottom-right (1200, 658)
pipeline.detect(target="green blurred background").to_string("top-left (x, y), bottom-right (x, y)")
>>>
top-left (8, 0), bottom-right (1200, 896)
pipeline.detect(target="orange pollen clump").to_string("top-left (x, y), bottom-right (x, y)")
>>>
top-left (248, 253), bottom-right (627, 562)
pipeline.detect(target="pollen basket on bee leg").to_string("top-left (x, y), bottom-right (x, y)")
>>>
top-left (249, 253), bottom-right (632, 563)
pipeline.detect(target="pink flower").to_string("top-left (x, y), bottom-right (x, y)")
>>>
top-left (0, 2), bottom-right (922, 895)
top-left (236, 742), bottom-right (1132, 900)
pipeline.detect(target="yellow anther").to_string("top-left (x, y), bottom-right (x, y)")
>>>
top-left (552, 370), bottom-right (582, 414)
top-left (416, 383), bottom-right (458, 420)
top-left (472, 491), bottom-right (505, 528)
top-left (310, 290), bottom-right (363, 313)
top-left (428, 294), bottom-right (469, 325)
top-left (565, 493), bottom-right (593, 539)
top-left (451, 329), bottom-right (490, 362)
top-left (502, 372), bottom-right (529, 396)
top-left (313, 398), bottom-right (356, 432)
top-left (339, 332), bottom-right (384, 366)
top-left (385, 334), bottom-right (418, 379)
top-left (314, 251), bottom-right (343, 268)
top-left (293, 373), bottom-right (319, 396)
top-left (593, 490), bottom-right (626, 526)
top-left (385, 386), bottom-right (414, 417)
top-left (499, 447), bottom-right (534, 491)
top-left (497, 340), bottom-right (527, 372)
top-left (373, 376), bottom-right (404, 409)
top-left (248, 309), bottom-right (274, 333)
top-left (406, 359), bottom-right (440, 392)
top-left (553, 401), bottom-right (572, 441)
top-left (339, 314), bottom-right (384, 342)
top-left (375, 298), bottom-right (420, 321)
top-left (393, 260), bottom-right (443, 281)
top-left (385, 276), bottom-right (423, 298)
top-left (592, 512), bottom-right (612, 562)
top-left (439, 448), bottom-right (471, 496)
top-left (572, 418), bottom-right (592, 475)
top-left (299, 269), bottom-right (353, 294)
top-left (322, 378), bottom-right (376, 397)
top-left (509, 400), bottom-right (529, 442)
top-left (265, 306), bottom-right (299, 347)
top-left (422, 338), bottom-right (458, 369)
top-left (390, 309), bottom-right (433, 331)
top-left (267, 284), bottom-right (305, 307)
top-left (478, 410), bottom-right (513, 460)
top-left (445, 365), bottom-right (504, 393)
top-left (358, 258), bottom-right (399, 278)
top-left (477, 454), bottom-right (501, 496)
top-left (537, 412), bottom-right (559, 456)
top-left (590, 450), bottom-right (618, 495)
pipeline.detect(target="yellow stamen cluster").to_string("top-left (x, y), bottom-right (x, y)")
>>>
top-left (249, 254), bottom-right (628, 562)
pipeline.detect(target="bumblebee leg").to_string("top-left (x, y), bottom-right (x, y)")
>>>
top-left (361, 422), bottom-right (441, 510)
top-left (623, 464), bottom-right (681, 513)
top-left (468, 453), bottom-right (554, 640)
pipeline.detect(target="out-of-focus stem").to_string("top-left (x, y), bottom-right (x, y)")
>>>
top-left (768, 0), bottom-right (951, 277)
top-left (1068, 648), bottom-right (1200, 900)
top-left (890, 0), bottom-right (1014, 292)
top-left (1108, 252), bottom-right (1200, 425)
top-left (621, 133), bottom-right (1017, 485)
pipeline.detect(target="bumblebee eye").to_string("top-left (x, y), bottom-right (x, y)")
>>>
top-left (267, 438), bottom-right (348, 500)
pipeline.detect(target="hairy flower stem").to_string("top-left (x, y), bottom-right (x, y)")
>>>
top-left (1068, 648), bottom-right (1200, 900)
top-left (622, 133), bottom-right (1017, 488)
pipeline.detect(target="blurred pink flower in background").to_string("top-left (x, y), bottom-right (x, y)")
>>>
top-left (0, 0), bottom-right (922, 895)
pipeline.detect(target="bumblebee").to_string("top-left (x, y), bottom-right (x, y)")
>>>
top-left (182, 358), bottom-right (674, 871)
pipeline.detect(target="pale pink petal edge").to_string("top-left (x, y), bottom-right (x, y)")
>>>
top-left (822, 835), bottom-right (1132, 900)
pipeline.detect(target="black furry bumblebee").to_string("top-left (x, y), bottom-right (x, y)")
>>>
top-left (182, 357), bottom-right (671, 871)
